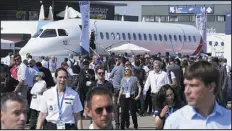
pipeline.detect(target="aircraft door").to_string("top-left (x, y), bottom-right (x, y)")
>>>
top-left (175, 25), bottom-right (185, 54)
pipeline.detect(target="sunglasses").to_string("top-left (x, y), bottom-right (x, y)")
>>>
top-left (98, 72), bottom-right (105, 75)
top-left (95, 105), bottom-right (114, 115)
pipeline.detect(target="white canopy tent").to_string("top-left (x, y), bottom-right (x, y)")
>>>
top-left (39, 4), bottom-right (45, 21)
top-left (47, 6), bottom-right (54, 21)
top-left (108, 43), bottom-right (150, 53)
top-left (57, 6), bottom-right (81, 18)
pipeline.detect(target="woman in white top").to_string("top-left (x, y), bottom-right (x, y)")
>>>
top-left (29, 72), bottom-right (47, 129)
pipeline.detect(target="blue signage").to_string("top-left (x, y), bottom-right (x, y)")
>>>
top-left (225, 12), bottom-right (231, 35)
top-left (169, 6), bottom-right (214, 14)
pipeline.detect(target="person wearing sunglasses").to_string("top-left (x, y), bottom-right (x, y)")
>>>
top-left (89, 66), bottom-right (114, 93)
top-left (85, 87), bottom-right (114, 129)
top-left (13, 54), bottom-right (30, 100)
top-left (117, 66), bottom-right (142, 129)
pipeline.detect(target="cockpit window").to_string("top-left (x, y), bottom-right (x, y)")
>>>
top-left (32, 29), bottom-right (43, 38)
top-left (58, 29), bottom-right (68, 36)
top-left (40, 29), bottom-right (57, 38)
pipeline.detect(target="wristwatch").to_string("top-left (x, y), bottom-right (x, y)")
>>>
top-left (158, 114), bottom-right (165, 120)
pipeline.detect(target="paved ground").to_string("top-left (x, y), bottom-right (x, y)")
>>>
top-left (82, 115), bottom-right (155, 129)
top-left (26, 102), bottom-right (231, 129)
top-left (26, 114), bottom-right (156, 129)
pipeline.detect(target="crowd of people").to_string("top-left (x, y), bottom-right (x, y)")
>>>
top-left (0, 51), bottom-right (231, 129)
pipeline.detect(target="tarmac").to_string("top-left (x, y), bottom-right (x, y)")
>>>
top-left (25, 101), bottom-right (231, 129)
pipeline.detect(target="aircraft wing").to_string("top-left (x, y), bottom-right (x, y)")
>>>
top-left (1, 21), bottom-right (45, 35)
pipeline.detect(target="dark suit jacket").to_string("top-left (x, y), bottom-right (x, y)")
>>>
top-left (78, 69), bottom-right (95, 92)
top-left (219, 65), bottom-right (228, 91)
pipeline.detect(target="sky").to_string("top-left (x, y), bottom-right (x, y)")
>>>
top-left (105, 1), bottom-right (231, 21)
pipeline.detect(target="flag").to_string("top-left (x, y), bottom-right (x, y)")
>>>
top-left (225, 12), bottom-right (231, 35)
top-left (79, 1), bottom-right (90, 55)
top-left (196, 8), bottom-right (207, 53)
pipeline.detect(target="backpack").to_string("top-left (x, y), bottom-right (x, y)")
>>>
top-left (69, 59), bottom-right (76, 69)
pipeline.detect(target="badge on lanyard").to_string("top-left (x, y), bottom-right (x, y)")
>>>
top-left (56, 88), bottom-right (66, 129)
top-left (125, 92), bottom-right (130, 98)
top-left (57, 120), bottom-right (65, 129)
top-left (125, 79), bottom-right (131, 98)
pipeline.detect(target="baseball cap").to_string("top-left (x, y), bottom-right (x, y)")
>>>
top-left (35, 72), bottom-right (45, 77)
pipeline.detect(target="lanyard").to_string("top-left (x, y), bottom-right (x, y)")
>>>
top-left (165, 107), bottom-right (174, 118)
top-left (168, 107), bottom-right (174, 115)
top-left (125, 78), bottom-right (131, 93)
top-left (56, 88), bottom-right (66, 121)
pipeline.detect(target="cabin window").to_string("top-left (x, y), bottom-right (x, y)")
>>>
top-left (58, 29), bottom-right (68, 36)
top-left (184, 35), bottom-right (187, 42)
top-left (188, 36), bottom-right (191, 42)
top-left (164, 34), bottom-right (167, 41)
top-left (128, 33), bottom-right (131, 40)
top-left (106, 32), bottom-right (110, 40)
top-left (138, 33), bottom-right (142, 40)
top-left (100, 32), bottom-right (104, 40)
top-left (149, 34), bottom-right (152, 41)
top-left (40, 29), bottom-right (57, 38)
top-left (133, 33), bottom-right (137, 40)
top-left (209, 41), bottom-right (212, 46)
top-left (159, 34), bottom-right (162, 41)
top-left (116, 33), bottom-right (120, 40)
top-left (122, 33), bottom-right (126, 40)
top-left (179, 35), bottom-right (182, 42)
top-left (154, 34), bottom-right (157, 41)
top-left (193, 36), bottom-right (196, 42)
top-left (169, 34), bottom-right (172, 41)
top-left (111, 33), bottom-right (115, 40)
top-left (174, 35), bottom-right (177, 41)
top-left (32, 29), bottom-right (43, 38)
top-left (221, 42), bottom-right (224, 46)
top-left (215, 42), bottom-right (218, 46)
top-left (144, 34), bottom-right (147, 41)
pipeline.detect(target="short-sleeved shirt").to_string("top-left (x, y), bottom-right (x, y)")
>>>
top-left (17, 63), bottom-right (29, 85)
top-left (39, 86), bottom-right (83, 124)
top-left (30, 80), bottom-right (47, 111)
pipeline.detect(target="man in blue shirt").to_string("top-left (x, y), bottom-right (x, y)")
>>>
top-left (109, 56), bottom-right (126, 129)
top-left (164, 61), bottom-right (231, 129)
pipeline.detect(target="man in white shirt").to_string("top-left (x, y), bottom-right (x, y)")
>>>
top-left (36, 68), bottom-right (83, 129)
top-left (143, 60), bottom-right (170, 111)
top-left (14, 55), bottom-right (30, 100)
top-left (40, 56), bottom-right (49, 69)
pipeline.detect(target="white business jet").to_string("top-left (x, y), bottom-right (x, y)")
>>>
top-left (19, 18), bottom-right (203, 58)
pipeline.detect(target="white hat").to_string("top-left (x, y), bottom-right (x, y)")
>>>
top-left (35, 72), bottom-right (45, 77)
